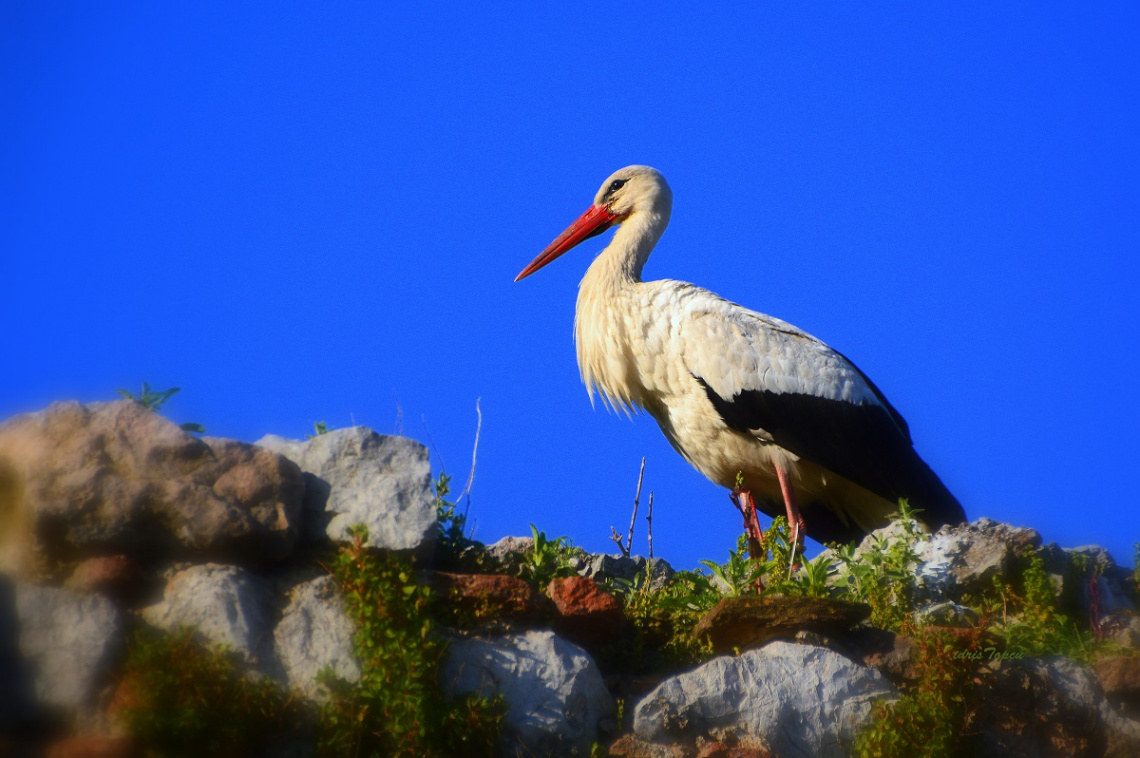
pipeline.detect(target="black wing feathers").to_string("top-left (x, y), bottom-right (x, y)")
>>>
top-left (695, 376), bottom-right (965, 532)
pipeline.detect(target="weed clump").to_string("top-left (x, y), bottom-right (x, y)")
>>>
top-left (317, 524), bottom-right (506, 758)
top-left (116, 628), bottom-right (299, 757)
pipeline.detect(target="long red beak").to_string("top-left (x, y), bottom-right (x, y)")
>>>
top-left (515, 204), bottom-right (619, 282)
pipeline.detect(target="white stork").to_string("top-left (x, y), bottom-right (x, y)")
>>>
top-left (515, 165), bottom-right (965, 550)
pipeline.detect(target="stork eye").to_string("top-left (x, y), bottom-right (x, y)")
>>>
top-left (603, 178), bottom-right (628, 202)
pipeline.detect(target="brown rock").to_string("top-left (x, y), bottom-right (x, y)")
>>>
top-left (696, 742), bottom-right (773, 758)
top-left (1097, 656), bottom-right (1140, 701)
top-left (606, 735), bottom-right (772, 758)
top-left (431, 571), bottom-right (547, 625)
top-left (547, 576), bottom-right (624, 645)
top-left (65, 554), bottom-right (143, 599)
top-left (607, 733), bottom-right (687, 758)
top-left (0, 401), bottom-right (304, 574)
top-left (847, 627), bottom-right (919, 683)
top-left (45, 735), bottom-right (139, 758)
top-left (693, 595), bottom-right (870, 654)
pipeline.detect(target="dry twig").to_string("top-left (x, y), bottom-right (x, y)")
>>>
top-left (609, 457), bottom-right (646, 557)
top-left (646, 491), bottom-right (654, 559)
top-left (455, 398), bottom-right (482, 503)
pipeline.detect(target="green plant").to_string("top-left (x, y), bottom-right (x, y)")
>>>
top-left (117, 628), bottom-right (299, 757)
top-left (431, 473), bottom-right (497, 573)
top-left (318, 524), bottom-right (505, 757)
top-left (116, 382), bottom-right (180, 411)
top-left (516, 523), bottom-right (581, 589)
top-left (434, 473), bottom-right (467, 558)
top-left (854, 623), bottom-right (988, 757)
top-left (855, 688), bottom-right (959, 758)
top-left (699, 534), bottom-right (766, 596)
top-left (116, 382), bottom-right (205, 433)
top-left (783, 551), bottom-right (837, 598)
top-left (983, 553), bottom-right (1089, 660)
top-left (831, 501), bottom-right (925, 630)
top-left (1133, 543), bottom-right (1140, 593)
top-left (853, 522), bottom-right (1108, 755)
top-left (608, 565), bottom-right (717, 673)
top-left (306, 420), bottom-right (332, 439)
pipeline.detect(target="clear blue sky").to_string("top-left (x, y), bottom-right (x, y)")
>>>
top-left (3, 3), bottom-right (1138, 571)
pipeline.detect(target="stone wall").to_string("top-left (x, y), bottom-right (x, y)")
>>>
top-left (1, 400), bottom-right (1139, 757)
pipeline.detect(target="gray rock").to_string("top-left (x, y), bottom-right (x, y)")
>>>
top-left (1106, 613), bottom-right (1140, 650)
top-left (484, 535), bottom-right (534, 567)
top-left (851, 518), bottom-right (921, 558)
top-left (574, 553), bottom-right (675, 592)
top-left (256, 427), bottom-right (435, 558)
top-left (441, 630), bottom-right (615, 757)
top-left (141, 563), bottom-right (280, 679)
top-left (274, 575), bottom-right (360, 699)
top-left (12, 583), bottom-right (123, 715)
top-left (0, 579), bottom-right (33, 733)
top-left (915, 601), bottom-right (980, 627)
top-left (832, 517), bottom-right (1047, 604)
top-left (1102, 702), bottom-right (1140, 758)
top-left (973, 656), bottom-right (1107, 757)
top-left (914, 518), bottom-right (1041, 600)
top-left (633, 641), bottom-right (897, 757)
top-left (1067, 546), bottom-right (1136, 618)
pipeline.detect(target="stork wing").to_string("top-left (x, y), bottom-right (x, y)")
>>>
top-left (675, 288), bottom-right (963, 528)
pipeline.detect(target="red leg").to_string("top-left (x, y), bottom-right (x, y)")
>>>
top-left (731, 486), bottom-right (765, 551)
top-left (731, 486), bottom-right (766, 591)
top-left (775, 464), bottom-right (806, 569)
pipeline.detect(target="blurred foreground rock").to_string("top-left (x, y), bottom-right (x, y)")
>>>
top-left (0, 401), bottom-right (304, 576)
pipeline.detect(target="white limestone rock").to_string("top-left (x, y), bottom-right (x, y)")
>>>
top-left (274, 575), bottom-right (361, 699)
top-left (141, 563), bottom-right (280, 678)
top-left (441, 630), bottom-right (615, 757)
top-left (256, 427), bottom-right (435, 558)
top-left (633, 641), bottom-right (897, 758)
top-left (13, 583), bottom-right (124, 714)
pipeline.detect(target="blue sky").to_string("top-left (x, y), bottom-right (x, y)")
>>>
top-left (3, 3), bottom-right (1138, 570)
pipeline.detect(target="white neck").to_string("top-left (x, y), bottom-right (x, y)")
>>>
top-left (574, 207), bottom-right (670, 412)
top-left (582, 206), bottom-right (670, 289)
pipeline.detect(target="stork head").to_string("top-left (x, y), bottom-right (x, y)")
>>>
top-left (515, 165), bottom-right (672, 281)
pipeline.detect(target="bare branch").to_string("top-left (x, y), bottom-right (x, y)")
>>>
top-left (421, 419), bottom-right (445, 472)
top-left (647, 491), bottom-right (654, 559)
top-left (455, 398), bottom-right (482, 502)
top-left (609, 457), bottom-right (646, 559)
top-left (610, 526), bottom-right (629, 557)
top-left (625, 457), bottom-right (646, 554)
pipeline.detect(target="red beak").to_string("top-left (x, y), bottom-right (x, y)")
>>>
top-left (515, 204), bottom-right (619, 282)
